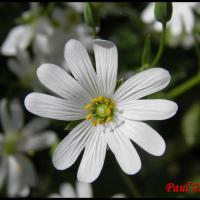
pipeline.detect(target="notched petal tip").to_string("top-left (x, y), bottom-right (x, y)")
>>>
top-left (65, 39), bottom-right (81, 50)
top-left (93, 39), bottom-right (116, 49)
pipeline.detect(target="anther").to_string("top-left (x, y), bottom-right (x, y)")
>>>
top-left (84, 104), bottom-right (92, 110)
top-left (85, 113), bottom-right (93, 120)
top-left (106, 117), bottom-right (112, 124)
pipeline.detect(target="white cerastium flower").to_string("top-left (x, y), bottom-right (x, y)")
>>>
top-left (24, 39), bottom-right (178, 183)
top-left (0, 98), bottom-right (57, 197)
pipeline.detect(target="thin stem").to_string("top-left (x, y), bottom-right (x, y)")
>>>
top-left (151, 23), bottom-right (166, 67)
top-left (118, 168), bottom-right (141, 198)
top-left (167, 73), bottom-right (200, 99)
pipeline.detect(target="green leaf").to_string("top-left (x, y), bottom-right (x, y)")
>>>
top-left (64, 119), bottom-right (84, 131)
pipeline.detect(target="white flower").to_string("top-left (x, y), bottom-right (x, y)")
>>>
top-left (0, 99), bottom-right (57, 197)
top-left (141, 2), bottom-right (198, 48)
top-left (49, 181), bottom-right (93, 198)
top-left (66, 2), bottom-right (85, 13)
top-left (48, 181), bottom-right (125, 198)
top-left (1, 25), bottom-right (33, 56)
top-left (24, 39), bottom-right (178, 183)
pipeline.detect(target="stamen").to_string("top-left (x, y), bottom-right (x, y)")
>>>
top-left (84, 103), bottom-right (92, 110)
top-left (97, 118), bottom-right (103, 125)
top-left (106, 116), bottom-right (112, 124)
top-left (85, 113), bottom-right (93, 120)
top-left (106, 108), bottom-right (111, 116)
top-left (92, 120), bottom-right (97, 126)
top-left (83, 96), bottom-right (115, 126)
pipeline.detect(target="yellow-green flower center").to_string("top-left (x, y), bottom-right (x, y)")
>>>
top-left (84, 96), bottom-right (115, 126)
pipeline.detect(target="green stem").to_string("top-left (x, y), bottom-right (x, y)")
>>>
top-left (118, 169), bottom-right (141, 198)
top-left (151, 23), bottom-right (166, 67)
top-left (167, 73), bottom-right (200, 99)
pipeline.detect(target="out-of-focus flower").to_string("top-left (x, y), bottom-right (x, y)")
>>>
top-left (1, 25), bottom-right (33, 56)
top-left (7, 50), bottom-right (40, 90)
top-left (25, 39), bottom-right (178, 183)
top-left (141, 2), bottom-right (199, 48)
top-left (0, 17), bottom-right (54, 57)
top-left (48, 181), bottom-right (92, 198)
top-left (0, 99), bottom-right (57, 197)
top-left (48, 181), bottom-right (125, 198)
top-left (66, 2), bottom-right (85, 13)
top-left (1, 2), bottom-right (92, 58)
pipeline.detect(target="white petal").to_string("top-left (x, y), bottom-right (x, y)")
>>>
top-left (59, 183), bottom-right (76, 198)
top-left (7, 156), bottom-right (22, 197)
top-left (181, 8), bottom-right (194, 34)
top-left (23, 117), bottom-right (49, 136)
top-left (93, 39), bottom-right (118, 97)
top-left (169, 14), bottom-right (182, 36)
top-left (18, 186), bottom-right (30, 197)
top-left (0, 155), bottom-right (7, 189)
top-left (21, 131), bottom-right (57, 152)
top-left (118, 99), bottom-right (178, 121)
top-left (15, 155), bottom-right (37, 187)
top-left (0, 99), bottom-right (24, 135)
top-left (35, 17), bottom-right (54, 35)
top-left (48, 194), bottom-right (62, 198)
top-left (64, 39), bottom-right (99, 97)
top-left (119, 120), bottom-right (166, 156)
top-left (24, 92), bottom-right (86, 121)
top-left (112, 194), bottom-right (126, 198)
top-left (114, 68), bottom-right (170, 103)
top-left (67, 2), bottom-right (85, 13)
top-left (8, 59), bottom-right (25, 78)
top-left (106, 123), bottom-right (141, 175)
top-left (141, 3), bottom-right (155, 23)
top-left (1, 25), bottom-right (33, 56)
top-left (8, 50), bottom-right (32, 78)
top-left (77, 126), bottom-right (107, 183)
top-left (37, 63), bottom-right (92, 105)
top-left (52, 121), bottom-right (92, 170)
top-left (76, 181), bottom-right (93, 198)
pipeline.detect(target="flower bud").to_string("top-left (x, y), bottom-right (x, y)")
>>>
top-left (154, 2), bottom-right (173, 25)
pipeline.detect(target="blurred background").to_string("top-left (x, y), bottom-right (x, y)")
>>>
top-left (0, 2), bottom-right (200, 198)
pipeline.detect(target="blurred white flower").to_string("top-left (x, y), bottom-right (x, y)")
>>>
top-left (1, 25), bottom-right (33, 56)
top-left (49, 181), bottom-right (93, 198)
top-left (7, 50), bottom-right (40, 90)
top-left (141, 2), bottom-right (199, 48)
top-left (32, 24), bottom-right (92, 72)
top-left (0, 99), bottom-right (57, 197)
top-left (48, 181), bottom-right (125, 198)
top-left (0, 2), bottom-right (53, 56)
top-left (25, 39), bottom-right (178, 183)
top-left (66, 2), bottom-right (85, 13)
